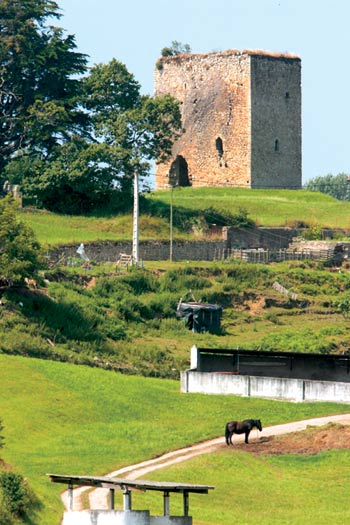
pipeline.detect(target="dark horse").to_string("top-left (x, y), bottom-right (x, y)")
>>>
top-left (225, 419), bottom-right (262, 445)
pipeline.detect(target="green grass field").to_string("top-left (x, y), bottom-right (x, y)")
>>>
top-left (20, 188), bottom-right (350, 246)
top-left (1, 355), bottom-right (349, 524)
top-left (149, 187), bottom-right (350, 228)
top-left (137, 449), bottom-right (350, 524)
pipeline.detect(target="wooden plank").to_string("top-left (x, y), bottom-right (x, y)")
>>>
top-left (47, 474), bottom-right (214, 494)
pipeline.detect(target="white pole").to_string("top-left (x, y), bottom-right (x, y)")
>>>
top-left (170, 185), bottom-right (173, 261)
top-left (132, 171), bottom-right (139, 264)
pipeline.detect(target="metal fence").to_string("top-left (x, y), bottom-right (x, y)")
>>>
top-left (215, 247), bottom-right (345, 264)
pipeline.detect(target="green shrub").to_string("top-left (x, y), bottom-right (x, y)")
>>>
top-left (118, 268), bottom-right (159, 294)
top-left (144, 292), bottom-right (179, 318)
top-left (0, 491), bottom-right (13, 525)
top-left (0, 470), bottom-right (31, 516)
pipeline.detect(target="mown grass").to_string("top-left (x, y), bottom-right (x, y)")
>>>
top-left (20, 188), bottom-right (350, 246)
top-left (1, 355), bottom-right (349, 525)
top-left (20, 208), bottom-right (183, 246)
top-left (136, 449), bottom-right (350, 524)
top-left (147, 187), bottom-right (350, 229)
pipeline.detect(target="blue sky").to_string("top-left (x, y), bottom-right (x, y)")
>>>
top-left (57, 0), bottom-right (350, 185)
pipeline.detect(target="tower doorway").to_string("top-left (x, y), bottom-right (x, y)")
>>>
top-left (169, 156), bottom-right (191, 187)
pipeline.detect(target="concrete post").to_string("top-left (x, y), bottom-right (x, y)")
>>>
top-left (123, 488), bottom-right (132, 511)
top-left (109, 488), bottom-right (115, 510)
top-left (183, 492), bottom-right (189, 516)
top-left (190, 345), bottom-right (199, 369)
top-left (68, 483), bottom-right (74, 511)
top-left (163, 492), bottom-right (170, 516)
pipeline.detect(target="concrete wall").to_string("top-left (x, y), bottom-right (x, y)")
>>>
top-left (180, 370), bottom-right (350, 403)
top-left (150, 518), bottom-right (192, 525)
top-left (63, 510), bottom-right (151, 525)
top-left (63, 511), bottom-right (192, 525)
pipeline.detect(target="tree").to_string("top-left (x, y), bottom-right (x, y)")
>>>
top-left (80, 59), bottom-right (183, 205)
top-left (161, 41), bottom-right (192, 57)
top-left (1, 6), bottom-right (183, 214)
top-left (304, 173), bottom-right (350, 201)
top-left (0, 196), bottom-right (44, 283)
top-left (7, 59), bottom-right (183, 213)
top-left (0, 0), bottom-right (88, 173)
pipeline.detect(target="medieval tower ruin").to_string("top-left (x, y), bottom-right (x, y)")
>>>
top-left (154, 49), bottom-right (301, 190)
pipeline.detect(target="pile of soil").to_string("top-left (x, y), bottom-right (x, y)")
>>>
top-left (232, 423), bottom-right (350, 455)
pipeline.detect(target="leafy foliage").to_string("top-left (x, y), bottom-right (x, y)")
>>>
top-left (82, 59), bottom-right (183, 182)
top-left (0, 196), bottom-right (45, 283)
top-left (5, 57), bottom-right (183, 214)
top-left (0, 0), bottom-right (88, 173)
top-left (304, 173), bottom-right (350, 201)
top-left (334, 294), bottom-right (350, 318)
top-left (161, 41), bottom-right (192, 56)
top-left (0, 471), bottom-right (32, 516)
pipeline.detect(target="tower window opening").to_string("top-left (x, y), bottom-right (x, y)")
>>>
top-left (274, 139), bottom-right (280, 152)
top-left (216, 137), bottom-right (224, 160)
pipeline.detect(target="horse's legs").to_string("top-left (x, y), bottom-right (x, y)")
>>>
top-left (245, 430), bottom-right (250, 444)
top-left (229, 432), bottom-right (233, 445)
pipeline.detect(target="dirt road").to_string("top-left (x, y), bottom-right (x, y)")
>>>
top-left (61, 413), bottom-right (350, 511)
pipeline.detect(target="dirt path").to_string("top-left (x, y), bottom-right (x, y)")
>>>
top-left (61, 413), bottom-right (350, 511)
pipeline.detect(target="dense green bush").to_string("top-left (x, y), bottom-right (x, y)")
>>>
top-left (0, 470), bottom-right (32, 518)
top-left (117, 269), bottom-right (159, 294)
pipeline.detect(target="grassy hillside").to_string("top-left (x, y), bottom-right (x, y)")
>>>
top-left (2, 260), bottom-right (350, 376)
top-left (20, 188), bottom-right (350, 246)
top-left (139, 447), bottom-right (350, 524)
top-left (147, 187), bottom-right (350, 229)
top-left (1, 355), bottom-right (349, 525)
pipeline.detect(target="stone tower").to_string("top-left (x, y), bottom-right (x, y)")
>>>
top-left (154, 49), bottom-right (301, 190)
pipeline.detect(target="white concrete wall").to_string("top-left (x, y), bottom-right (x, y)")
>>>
top-left (63, 510), bottom-right (150, 525)
top-left (181, 370), bottom-right (350, 403)
top-left (150, 517), bottom-right (192, 524)
top-left (63, 511), bottom-right (193, 525)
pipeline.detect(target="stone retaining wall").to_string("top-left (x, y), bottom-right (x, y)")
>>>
top-left (47, 228), bottom-right (350, 264)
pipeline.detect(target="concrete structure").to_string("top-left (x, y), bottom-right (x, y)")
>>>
top-left (155, 49), bottom-right (301, 190)
top-left (180, 346), bottom-right (350, 403)
top-left (47, 233), bottom-right (350, 265)
top-left (48, 474), bottom-right (214, 525)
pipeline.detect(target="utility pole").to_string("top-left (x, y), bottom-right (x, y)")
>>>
top-left (170, 184), bottom-right (173, 262)
top-left (132, 170), bottom-right (139, 264)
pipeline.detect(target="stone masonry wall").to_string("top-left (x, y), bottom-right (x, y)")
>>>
top-left (47, 228), bottom-right (300, 264)
top-left (250, 55), bottom-right (301, 188)
top-left (48, 240), bottom-right (228, 264)
top-left (154, 49), bottom-right (301, 190)
top-left (155, 50), bottom-right (252, 189)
